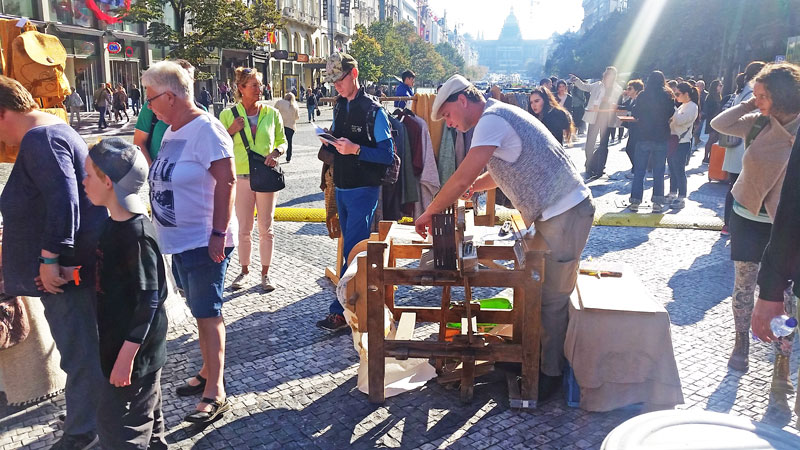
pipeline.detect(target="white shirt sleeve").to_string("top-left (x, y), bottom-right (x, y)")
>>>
top-left (192, 116), bottom-right (234, 169)
top-left (471, 114), bottom-right (522, 163)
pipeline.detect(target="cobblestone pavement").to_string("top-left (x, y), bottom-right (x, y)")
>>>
top-left (1, 107), bottom-right (799, 449)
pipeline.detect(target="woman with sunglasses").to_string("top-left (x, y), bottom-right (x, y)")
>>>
top-left (219, 67), bottom-right (287, 293)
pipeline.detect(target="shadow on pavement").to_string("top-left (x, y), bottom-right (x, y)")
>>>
top-left (278, 191), bottom-right (324, 208)
top-left (705, 371), bottom-right (742, 414)
top-left (666, 238), bottom-right (732, 326)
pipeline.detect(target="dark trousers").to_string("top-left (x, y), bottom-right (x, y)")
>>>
top-left (588, 126), bottom-right (614, 177)
top-left (97, 106), bottom-right (108, 128)
top-left (41, 287), bottom-right (103, 435)
top-left (97, 369), bottom-right (168, 450)
top-left (285, 127), bottom-right (295, 161)
top-left (724, 173), bottom-right (740, 227)
top-left (132, 99), bottom-right (140, 115)
top-left (625, 135), bottom-right (638, 171)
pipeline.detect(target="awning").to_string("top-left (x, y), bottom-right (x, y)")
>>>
top-left (305, 63), bottom-right (326, 69)
top-left (50, 23), bottom-right (104, 37)
top-left (111, 31), bottom-right (148, 42)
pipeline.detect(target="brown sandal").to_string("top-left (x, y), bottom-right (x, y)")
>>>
top-left (184, 397), bottom-right (230, 424)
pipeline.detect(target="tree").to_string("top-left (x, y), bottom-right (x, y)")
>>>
top-left (435, 42), bottom-right (465, 77)
top-left (129, 0), bottom-right (283, 70)
top-left (349, 25), bottom-right (383, 83)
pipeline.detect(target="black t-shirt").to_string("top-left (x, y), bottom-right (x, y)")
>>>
top-left (96, 215), bottom-right (168, 380)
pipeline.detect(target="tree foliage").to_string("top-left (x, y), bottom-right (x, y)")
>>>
top-left (129, 0), bottom-right (283, 69)
top-left (545, 0), bottom-right (800, 90)
top-left (349, 19), bottom-right (476, 85)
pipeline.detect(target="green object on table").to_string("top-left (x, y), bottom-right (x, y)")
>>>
top-left (446, 297), bottom-right (512, 329)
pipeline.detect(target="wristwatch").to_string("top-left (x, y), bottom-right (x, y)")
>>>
top-left (38, 256), bottom-right (59, 264)
top-left (211, 229), bottom-right (226, 238)
top-left (355, 146), bottom-right (361, 156)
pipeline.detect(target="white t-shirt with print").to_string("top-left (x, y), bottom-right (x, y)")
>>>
top-left (149, 113), bottom-right (238, 254)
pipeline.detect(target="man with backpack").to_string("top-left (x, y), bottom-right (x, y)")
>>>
top-left (315, 52), bottom-right (395, 332)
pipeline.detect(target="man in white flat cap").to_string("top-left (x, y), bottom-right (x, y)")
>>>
top-left (415, 74), bottom-right (595, 400)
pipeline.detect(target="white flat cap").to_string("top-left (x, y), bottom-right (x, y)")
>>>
top-left (431, 74), bottom-right (472, 121)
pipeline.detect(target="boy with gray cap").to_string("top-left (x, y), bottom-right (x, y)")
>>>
top-left (82, 137), bottom-right (169, 449)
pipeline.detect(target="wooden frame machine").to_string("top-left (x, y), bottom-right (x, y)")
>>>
top-left (365, 205), bottom-right (547, 407)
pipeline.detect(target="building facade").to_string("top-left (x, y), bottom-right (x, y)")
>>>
top-left (580, 0), bottom-right (628, 33)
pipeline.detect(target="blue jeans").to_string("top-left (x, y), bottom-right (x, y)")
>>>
top-left (631, 140), bottom-right (667, 204)
top-left (329, 186), bottom-right (380, 315)
top-left (173, 246), bottom-right (234, 318)
top-left (41, 287), bottom-right (104, 435)
top-left (97, 106), bottom-right (107, 128)
top-left (667, 142), bottom-right (690, 197)
top-left (307, 105), bottom-right (315, 122)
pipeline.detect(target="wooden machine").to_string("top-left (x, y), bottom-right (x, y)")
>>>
top-left (363, 204), bottom-right (547, 407)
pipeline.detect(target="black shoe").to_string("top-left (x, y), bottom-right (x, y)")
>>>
top-left (184, 397), bottom-right (230, 424)
top-left (538, 373), bottom-right (562, 402)
top-left (316, 313), bottom-right (348, 332)
top-left (51, 431), bottom-right (98, 450)
top-left (176, 374), bottom-right (206, 396)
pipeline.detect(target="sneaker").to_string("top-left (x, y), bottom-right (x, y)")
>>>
top-left (231, 271), bottom-right (249, 290)
top-left (262, 274), bottom-right (275, 293)
top-left (666, 192), bottom-right (678, 203)
top-left (652, 203), bottom-right (664, 213)
top-left (51, 431), bottom-right (98, 450)
top-left (671, 198), bottom-right (686, 209)
top-left (628, 201), bottom-right (641, 212)
top-left (316, 313), bottom-right (348, 332)
top-left (720, 225), bottom-right (730, 237)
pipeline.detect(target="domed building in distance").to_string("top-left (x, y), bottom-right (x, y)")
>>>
top-left (469, 9), bottom-right (549, 76)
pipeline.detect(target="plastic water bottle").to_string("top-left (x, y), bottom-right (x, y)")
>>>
top-left (770, 315), bottom-right (798, 337)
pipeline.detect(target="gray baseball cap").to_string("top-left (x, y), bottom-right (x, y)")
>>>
top-left (88, 137), bottom-right (149, 215)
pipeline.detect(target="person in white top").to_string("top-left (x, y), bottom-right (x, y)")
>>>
top-left (274, 93), bottom-right (300, 162)
top-left (667, 82), bottom-right (699, 209)
top-left (142, 61), bottom-right (237, 425)
top-left (570, 67), bottom-right (623, 178)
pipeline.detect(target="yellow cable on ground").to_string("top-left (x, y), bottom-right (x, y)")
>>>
top-left (274, 207), bottom-right (724, 231)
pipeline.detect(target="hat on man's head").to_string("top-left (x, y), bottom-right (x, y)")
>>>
top-left (431, 74), bottom-right (472, 121)
top-left (88, 137), bottom-right (149, 215)
top-left (325, 52), bottom-right (358, 83)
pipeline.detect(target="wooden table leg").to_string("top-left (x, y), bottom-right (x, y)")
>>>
top-left (436, 285), bottom-right (452, 373)
top-left (367, 241), bottom-right (387, 404)
top-left (460, 355), bottom-right (476, 403)
top-left (519, 258), bottom-right (543, 406)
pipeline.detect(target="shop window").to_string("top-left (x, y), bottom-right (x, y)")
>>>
top-left (74, 40), bottom-right (97, 57)
top-left (3, 0), bottom-right (39, 19)
top-left (48, 0), bottom-right (93, 27)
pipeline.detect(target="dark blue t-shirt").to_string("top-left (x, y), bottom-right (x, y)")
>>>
top-left (0, 123), bottom-right (108, 296)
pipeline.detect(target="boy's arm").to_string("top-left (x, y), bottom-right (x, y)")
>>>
top-left (109, 289), bottom-right (159, 386)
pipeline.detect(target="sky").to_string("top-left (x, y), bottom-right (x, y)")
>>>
top-left (426, 0), bottom-right (585, 41)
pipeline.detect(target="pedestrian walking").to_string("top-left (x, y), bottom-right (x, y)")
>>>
top-left (702, 79), bottom-right (724, 164)
top-left (274, 92), bottom-right (299, 162)
top-left (113, 84), bottom-right (129, 123)
top-left (93, 82), bottom-right (111, 129)
top-left (306, 87), bottom-right (318, 123)
top-left (129, 84), bottom-right (141, 115)
top-left (66, 87), bottom-right (84, 127)
top-left (527, 86), bottom-right (574, 145)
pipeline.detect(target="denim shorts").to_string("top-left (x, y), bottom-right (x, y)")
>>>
top-left (173, 246), bottom-right (234, 319)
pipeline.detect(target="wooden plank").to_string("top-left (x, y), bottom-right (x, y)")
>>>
top-left (390, 245), bottom-right (429, 260)
top-left (382, 268), bottom-right (530, 287)
top-left (390, 306), bottom-right (515, 325)
top-left (437, 360), bottom-right (493, 384)
top-left (436, 286), bottom-right (452, 372)
top-left (324, 233), bottom-right (344, 284)
top-left (367, 240), bottom-right (388, 404)
top-left (393, 312), bottom-right (416, 341)
top-left (384, 340), bottom-right (523, 362)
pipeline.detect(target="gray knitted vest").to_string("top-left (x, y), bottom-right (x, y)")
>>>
top-left (482, 99), bottom-right (586, 223)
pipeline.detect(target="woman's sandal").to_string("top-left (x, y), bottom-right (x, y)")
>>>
top-left (175, 374), bottom-right (206, 397)
top-left (184, 397), bottom-right (231, 424)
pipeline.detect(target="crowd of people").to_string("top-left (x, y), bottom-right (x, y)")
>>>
top-left (1, 47), bottom-right (800, 449)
